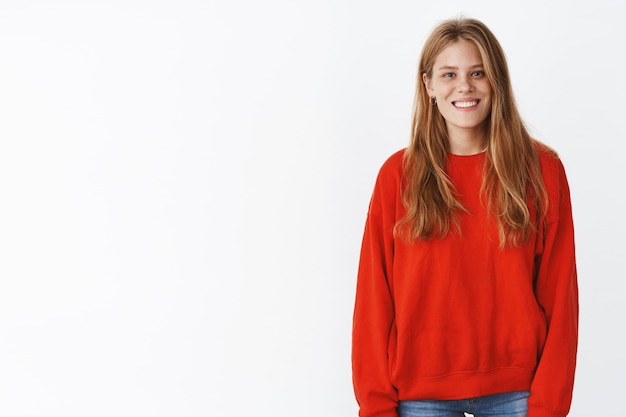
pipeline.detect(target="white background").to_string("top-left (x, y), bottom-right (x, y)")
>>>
top-left (0, 0), bottom-right (623, 416)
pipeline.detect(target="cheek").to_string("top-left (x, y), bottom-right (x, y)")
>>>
top-left (431, 83), bottom-right (450, 97)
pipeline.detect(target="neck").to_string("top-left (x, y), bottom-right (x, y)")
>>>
top-left (447, 127), bottom-right (488, 156)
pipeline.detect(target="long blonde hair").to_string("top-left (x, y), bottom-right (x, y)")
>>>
top-left (395, 17), bottom-right (548, 248)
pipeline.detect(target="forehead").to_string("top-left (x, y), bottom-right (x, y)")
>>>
top-left (434, 39), bottom-right (483, 68)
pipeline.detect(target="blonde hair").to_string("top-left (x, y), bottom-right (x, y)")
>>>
top-left (395, 17), bottom-right (548, 248)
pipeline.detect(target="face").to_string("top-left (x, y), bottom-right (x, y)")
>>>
top-left (423, 39), bottom-right (492, 142)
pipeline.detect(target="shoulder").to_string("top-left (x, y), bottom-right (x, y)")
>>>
top-left (367, 148), bottom-right (406, 215)
top-left (371, 148), bottom-right (407, 195)
top-left (534, 139), bottom-right (559, 162)
top-left (377, 148), bottom-right (406, 180)
top-left (534, 139), bottom-right (566, 178)
top-left (381, 148), bottom-right (406, 168)
top-left (533, 139), bottom-right (572, 221)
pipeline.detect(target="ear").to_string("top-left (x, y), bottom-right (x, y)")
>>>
top-left (422, 72), bottom-right (433, 96)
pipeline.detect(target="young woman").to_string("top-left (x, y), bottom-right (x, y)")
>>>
top-left (351, 17), bottom-right (578, 417)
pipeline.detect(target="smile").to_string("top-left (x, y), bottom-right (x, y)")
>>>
top-left (453, 100), bottom-right (479, 108)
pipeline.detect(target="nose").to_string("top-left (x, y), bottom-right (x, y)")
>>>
top-left (456, 75), bottom-right (474, 93)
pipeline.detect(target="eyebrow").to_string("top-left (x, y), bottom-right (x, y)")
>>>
top-left (437, 64), bottom-right (484, 71)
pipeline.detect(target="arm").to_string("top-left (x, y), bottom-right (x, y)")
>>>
top-left (352, 165), bottom-right (399, 417)
top-left (527, 159), bottom-right (579, 417)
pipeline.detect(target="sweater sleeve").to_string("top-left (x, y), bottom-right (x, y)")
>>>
top-left (352, 159), bottom-right (400, 417)
top-left (527, 158), bottom-right (579, 417)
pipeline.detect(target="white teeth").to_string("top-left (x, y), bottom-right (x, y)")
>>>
top-left (454, 101), bottom-right (478, 108)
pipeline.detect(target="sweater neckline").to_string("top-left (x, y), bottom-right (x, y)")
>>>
top-left (447, 151), bottom-right (486, 167)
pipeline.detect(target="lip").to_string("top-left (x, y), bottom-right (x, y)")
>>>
top-left (452, 98), bottom-right (480, 109)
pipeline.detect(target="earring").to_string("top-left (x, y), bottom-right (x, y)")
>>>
top-left (430, 96), bottom-right (437, 105)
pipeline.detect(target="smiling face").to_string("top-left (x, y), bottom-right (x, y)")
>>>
top-left (423, 39), bottom-right (492, 151)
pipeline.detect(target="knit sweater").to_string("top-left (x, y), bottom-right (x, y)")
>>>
top-left (352, 145), bottom-right (578, 417)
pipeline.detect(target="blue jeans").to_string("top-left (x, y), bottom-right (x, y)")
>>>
top-left (397, 391), bottom-right (529, 417)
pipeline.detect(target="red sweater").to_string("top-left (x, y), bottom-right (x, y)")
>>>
top-left (352, 146), bottom-right (578, 417)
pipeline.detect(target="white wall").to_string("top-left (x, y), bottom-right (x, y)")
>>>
top-left (0, 1), bottom-right (622, 416)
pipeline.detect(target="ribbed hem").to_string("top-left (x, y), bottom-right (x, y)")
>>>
top-left (358, 405), bottom-right (398, 417)
top-left (396, 367), bottom-right (534, 401)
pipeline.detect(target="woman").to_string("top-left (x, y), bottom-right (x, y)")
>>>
top-left (351, 17), bottom-right (578, 417)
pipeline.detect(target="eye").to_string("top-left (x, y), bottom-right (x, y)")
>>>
top-left (471, 71), bottom-right (485, 77)
top-left (444, 72), bottom-right (455, 78)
